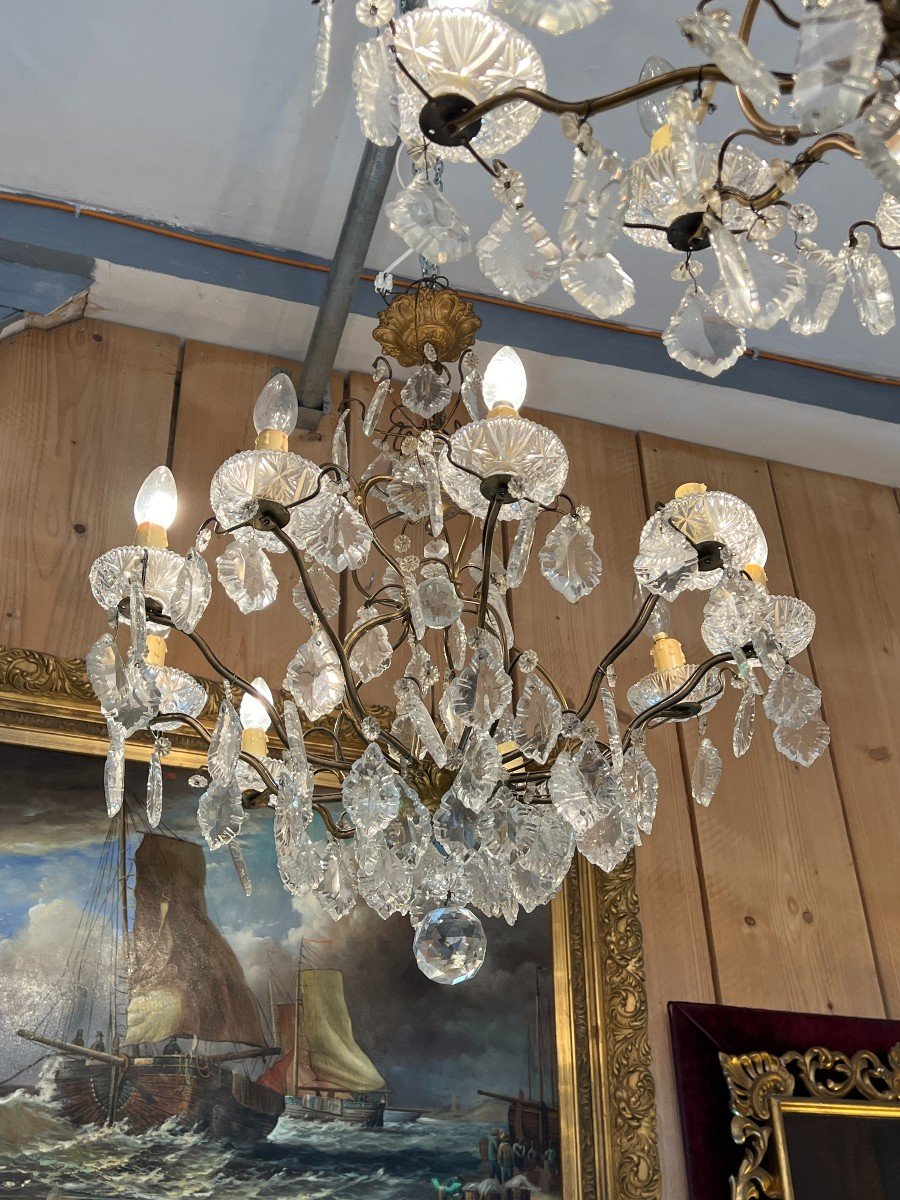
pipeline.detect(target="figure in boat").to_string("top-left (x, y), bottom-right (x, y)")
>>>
top-left (17, 821), bottom-right (283, 1144)
top-left (259, 944), bottom-right (387, 1127)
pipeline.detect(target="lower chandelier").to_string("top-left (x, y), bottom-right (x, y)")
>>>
top-left (87, 282), bottom-right (828, 985)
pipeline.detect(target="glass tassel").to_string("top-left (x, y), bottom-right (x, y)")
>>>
top-left (104, 721), bottom-right (125, 817)
top-left (147, 745), bottom-right (163, 828)
top-left (310, 0), bottom-right (334, 108)
top-left (363, 378), bottom-right (391, 437)
top-left (229, 842), bottom-right (253, 896)
top-left (600, 682), bottom-right (623, 776)
top-left (331, 409), bottom-right (349, 479)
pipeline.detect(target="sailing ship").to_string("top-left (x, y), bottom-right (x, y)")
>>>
top-left (478, 967), bottom-right (559, 1153)
top-left (17, 825), bottom-right (284, 1144)
top-left (259, 951), bottom-right (387, 1127)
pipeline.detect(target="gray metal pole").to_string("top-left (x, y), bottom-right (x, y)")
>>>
top-left (296, 138), bottom-right (399, 426)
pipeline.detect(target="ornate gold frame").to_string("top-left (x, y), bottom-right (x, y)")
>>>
top-left (0, 643), bottom-right (661, 1200)
top-left (720, 1044), bottom-right (900, 1199)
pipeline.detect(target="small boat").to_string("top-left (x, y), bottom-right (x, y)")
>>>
top-left (259, 951), bottom-right (387, 1127)
top-left (383, 1106), bottom-right (426, 1124)
top-left (18, 829), bottom-right (284, 1144)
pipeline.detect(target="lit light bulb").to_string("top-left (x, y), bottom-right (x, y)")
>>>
top-left (253, 373), bottom-right (298, 437)
top-left (483, 346), bottom-right (528, 415)
top-left (240, 677), bottom-right (274, 731)
top-left (133, 466), bottom-right (178, 530)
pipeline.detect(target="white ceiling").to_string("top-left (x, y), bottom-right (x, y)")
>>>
top-left (0, 0), bottom-right (896, 378)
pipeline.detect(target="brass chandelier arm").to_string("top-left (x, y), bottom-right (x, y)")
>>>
top-left (734, 0), bottom-right (805, 142)
top-left (574, 593), bottom-right (661, 722)
top-left (442, 65), bottom-right (795, 140)
top-left (718, 130), bottom-right (861, 211)
top-left (475, 495), bottom-right (504, 632)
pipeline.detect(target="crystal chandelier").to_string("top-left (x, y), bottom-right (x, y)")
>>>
top-left (86, 280), bottom-right (829, 985)
top-left (349, 0), bottom-right (900, 377)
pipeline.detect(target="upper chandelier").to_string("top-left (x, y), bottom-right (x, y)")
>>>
top-left (87, 281), bottom-right (828, 985)
top-left (352, 0), bottom-right (900, 376)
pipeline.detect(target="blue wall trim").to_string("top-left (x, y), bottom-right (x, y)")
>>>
top-left (0, 197), bottom-right (895, 424)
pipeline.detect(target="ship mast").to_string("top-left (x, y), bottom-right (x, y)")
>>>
top-left (292, 939), bottom-right (303, 1098)
top-left (535, 967), bottom-right (544, 1107)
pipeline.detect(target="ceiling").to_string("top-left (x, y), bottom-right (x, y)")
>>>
top-left (0, 0), bottom-right (896, 383)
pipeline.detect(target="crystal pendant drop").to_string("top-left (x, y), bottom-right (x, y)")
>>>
top-left (292, 564), bottom-right (340, 621)
top-left (317, 841), bottom-right (358, 920)
top-left (666, 88), bottom-right (703, 208)
top-left (477, 206), bottom-right (561, 303)
top-left (198, 780), bottom-right (244, 850)
top-left (169, 549), bottom-right (212, 633)
top-left (208, 695), bottom-right (241, 783)
top-left (691, 736), bottom-right (722, 806)
top-left (217, 540), bottom-right (278, 614)
top-left (385, 176), bottom-right (472, 265)
top-left (401, 365), bottom-right (452, 419)
top-left (342, 743), bottom-right (401, 834)
top-left (299, 492), bottom-right (374, 572)
top-left (789, 241), bottom-right (847, 335)
top-left (679, 9), bottom-right (781, 114)
top-left (735, 247), bottom-right (805, 330)
top-left (513, 673), bottom-right (563, 765)
top-left (539, 514), bottom-right (602, 602)
top-left (454, 729), bottom-right (504, 813)
top-left (419, 574), bottom-right (464, 629)
top-left (876, 194), bottom-right (900, 249)
top-left (705, 216), bottom-right (760, 327)
top-left (559, 253), bottom-right (636, 319)
top-left (284, 628), bottom-right (346, 721)
top-left (773, 715), bottom-right (830, 766)
top-left (600, 682), bottom-right (623, 776)
top-left (349, 607), bottom-right (393, 682)
top-left (310, 0), bottom-right (334, 107)
top-left (413, 906), bottom-right (487, 985)
top-left (104, 722), bottom-right (126, 817)
top-left (792, 0), bottom-right (884, 133)
top-left (856, 85), bottom-right (900, 200)
top-left (353, 34), bottom-right (398, 147)
top-left (846, 233), bottom-right (895, 335)
top-left (146, 747), bottom-right (164, 828)
top-left (558, 145), bottom-right (628, 257)
top-left (507, 503), bottom-right (538, 589)
top-left (364, 377), bottom-right (391, 437)
top-left (447, 645), bottom-right (513, 728)
top-left (663, 287), bottom-right (747, 377)
top-left (733, 688), bottom-right (756, 757)
top-left (763, 665), bottom-right (822, 729)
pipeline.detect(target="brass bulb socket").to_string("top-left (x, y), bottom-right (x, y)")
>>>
top-left (674, 482), bottom-right (708, 499)
top-left (651, 634), bottom-right (686, 672)
top-left (650, 123), bottom-right (672, 154)
top-left (486, 404), bottom-right (523, 421)
top-left (145, 634), bottom-right (167, 667)
top-left (134, 522), bottom-right (168, 549)
top-left (743, 562), bottom-right (768, 586)
top-left (241, 727), bottom-right (268, 757)
top-left (255, 429), bottom-right (289, 452)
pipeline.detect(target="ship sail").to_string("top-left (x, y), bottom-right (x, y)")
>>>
top-left (258, 1002), bottom-right (317, 1094)
top-left (125, 834), bottom-right (265, 1047)
top-left (302, 969), bottom-right (385, 1093)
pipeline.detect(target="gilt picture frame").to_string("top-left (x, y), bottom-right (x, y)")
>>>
top-left (0, 643), bottom-right (661, 1200)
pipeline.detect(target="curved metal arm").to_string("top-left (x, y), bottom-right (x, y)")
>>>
top-left (575, 593), bottom-right (661, 721)
top-left (622, 653), bottom-right (733, 748)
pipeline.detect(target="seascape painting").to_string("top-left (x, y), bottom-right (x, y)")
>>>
top-left (0, 742), bottom-right (562, 1199)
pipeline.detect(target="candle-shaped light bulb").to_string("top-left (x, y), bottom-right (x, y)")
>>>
top-left (637, 56), bottom-right (675, 140)
top-left (240, 677), bottom-right (274, 732)
top-left (483, 347), bottom-right (528, 417)
top-left (253, 374), bottom-right (298, 437)
top-left (133, 466), bottom-right (177, 547)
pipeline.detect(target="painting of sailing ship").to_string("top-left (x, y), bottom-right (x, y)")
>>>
top-left (0, 741), bottom-right (563, 1198)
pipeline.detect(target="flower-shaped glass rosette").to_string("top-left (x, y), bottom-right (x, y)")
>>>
top-left (634, 491), bottom-right (767, 597)
top-left (392, 8), bottom-right (546, 163)
top-left (149, 665), bottom-right (207, 731)
top-left (625, 142), bottom-right (776, 252)
top-left (626, 662), bottom-right (723, 720)
top-left (439, 416), bottom-right (569, 521)
top-left (210, 449), bottom-right (323, 553)
top-left (491, 0), bottom-right (610, 36)
top-left (89, 546), bottom-right (192, 637)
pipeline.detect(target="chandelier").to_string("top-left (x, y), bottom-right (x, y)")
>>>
top-left (86, 280), bottom-right (829, 985)
top-left (345, 0), bottom-right (900, 377)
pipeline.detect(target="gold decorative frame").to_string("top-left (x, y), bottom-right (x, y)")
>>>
top-left (720, 1044), bottom-right (900, 1199)
top-left (0, 643), bottom-right (661, 1200)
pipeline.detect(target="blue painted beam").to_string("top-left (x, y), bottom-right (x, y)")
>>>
top-left (0, 196), bottom-right (894, 424)
top-left (0, 237), bottom-right (93, 315)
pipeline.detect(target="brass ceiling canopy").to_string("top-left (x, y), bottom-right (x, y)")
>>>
top-left (372, 281), bottom-right (481, 369)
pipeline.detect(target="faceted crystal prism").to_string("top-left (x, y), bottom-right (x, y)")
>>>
top-left (208, 696), bottom-right (242, 783)
top-left (538, 515), bottom-right (602, 602)
top-left (385, 176), bottom-right (471, 265)
top-left (792, 0), bottom-right (884, 134)
top-left (441, 417), bottom-right (568, 521)
top-left (317, 842), bottom-right (358, 920)
top-left (104, 722), bottom-right (126, 817)
top-left (667, 88), bottom-right (703, 207)
top-left (418, 575), bottom-right (464, 629)
top-left (789, 241), bottom-right (847, 336)
top-left (342, 743), bottom-right (401, 833)
top-left (559, 253), bottom-right (635, 319)
top-left (392, 8), bottom-right (546, 162)
top-left (349, 609), bottom-right (393, 682)
top-left (477, 207), bottom-right (561, 303)
top-left (146, 749), bottom-right (164, 828)
top-left (679, 9), bottom-right (781, 114)
top-left (447, 646), bottom-right (513, 728)
top-left (413, 906), bottom-right (487, 985)
top-left (217, 540), bottom-right (278, 613)
top-left (663, 287), bottom-right (746, 378)
top-left (454, 729), bottom-right (504, 813)
top-left (846, 234), bottom-right (895, 335)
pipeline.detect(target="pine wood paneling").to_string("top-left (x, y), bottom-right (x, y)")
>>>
top-left (771, 463), bottom-right (900, 1014)
top-left (169, 340), bottom-right (343, 685)
top-left (0, 319), bottom-right (179, 660)
top-left (505, 413), bottom-right (714, 1199)
top-left (638, 434), bottom-right (884, 1021)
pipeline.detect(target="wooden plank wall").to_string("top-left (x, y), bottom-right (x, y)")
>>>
top-left (1, 326), bottom-right (898, 1199)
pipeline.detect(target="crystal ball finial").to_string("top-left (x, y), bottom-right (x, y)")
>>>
top-left (413, 905), bottom-right (487, 984)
